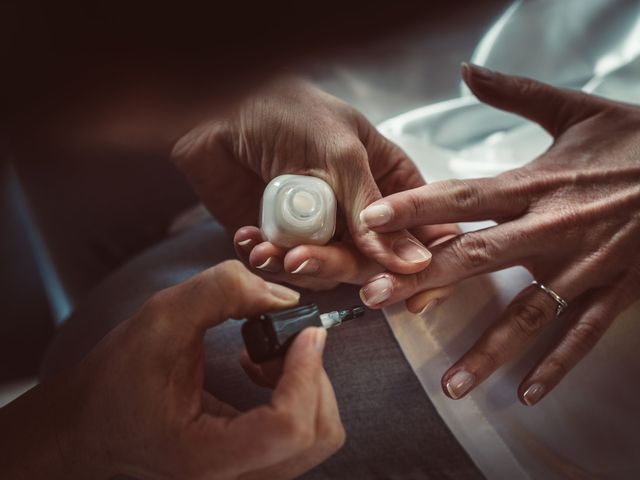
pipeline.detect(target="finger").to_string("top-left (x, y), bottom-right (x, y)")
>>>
top-left (208, 328), bottom-right (336, 474)
top-left (518, 284), bottom-right (634, 406)
top-left (148, 260), bottom-right (301, 338)
top-left (240, 350), bottom-right (277, 389)
top-left (239, 370), bottom-right (344, 480)
top-left (234, 226), bottom-right (263, 262)
top-left (364, 135), bottom-right (462, 246)
top-left (415, 227), bottom-right (461, 248)
top-left (329, 141), bottom-right (432, 275)
top-left (240, 350), bottom-right (285, 389)
top-left (283, 241), bottom-right (381, 285)
top-left (202, 391), bottom-right (240, 418)
top-left (462, 63), bottom-right (607, 137)
top-left (249, 241), bottom-right (287, 273)
top-left (441, 280), bottom-right (577, 400)
top-left (360, 177), bottom-right (529, 233)
top-left (234, 227), bottom-right (342, 290)
top-left (359, 223), bottom-right (532, 308)
top-left (405, 285), bottom-right (456, 315)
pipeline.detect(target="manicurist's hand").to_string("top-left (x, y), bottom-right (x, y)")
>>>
top-left (0, 261), bottom-right (345, 479)
top-left (359, 64), bottom-right (640, 405)
top-left (171, 77), bottom-right (458, 290)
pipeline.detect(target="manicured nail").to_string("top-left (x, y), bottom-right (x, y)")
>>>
top-left (359, 276), bottom-right (393, 307)
top-left (418, 298), bottom-right (440, 315)
top-left (360, 204), bottom-right (393, 228)
top-left (266, 282), bottom-right (300, 302)
top-left (291, 258), bottom-right (320, 275)
top-left (257, 257), bottom-right (280, 272)
top-left (314, 327), bottom-right (327, 351)
top-left (393, 237), bottom-right (432, 264)
top-left (465, 63), bottom-right (495, 79)
top-left (523, 383), bottom-right (546, 406)
top-left (237, 238), bottom-right (254, 252)
top-left (445, 370), bottom-right (475, 399)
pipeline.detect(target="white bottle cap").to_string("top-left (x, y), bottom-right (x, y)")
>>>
top-left (260, 174), bottom-right (337, 248)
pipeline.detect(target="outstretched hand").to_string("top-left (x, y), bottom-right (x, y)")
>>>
top-left (360, 64), bottom-right (640, 405)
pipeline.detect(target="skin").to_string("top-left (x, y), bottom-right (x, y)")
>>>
top-left (358, 64), bottom-right (640, 405)
top-left (171, 77), bottom-right (459, 293)
top-left (0, 261), bottom-right (345, 479)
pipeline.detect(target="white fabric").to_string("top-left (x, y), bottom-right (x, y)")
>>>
top-left (380, 99), bottom-right (640, 479)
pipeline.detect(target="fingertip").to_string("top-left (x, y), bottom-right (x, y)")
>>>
top-left (359, 274), bottom-right (394, 308)
top-left (360, 203), bottom-right (393, 229)
top-left (234, 227), bottom-right (262, 255)
top-left (250, 242), bottom-right (284, 273)
top-left (520, 382), bottom-right (547, 407)
top-left (442, 369), bottom-right (476, 400)
top-left (287, 327), bottom-right (326, 365)
top-left (391, 237), bottom-right (432, 268)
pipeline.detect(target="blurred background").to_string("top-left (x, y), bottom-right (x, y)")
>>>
top-left (0, 1), bottom-right (511, 404)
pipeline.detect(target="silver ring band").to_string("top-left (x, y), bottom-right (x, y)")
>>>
top-left (531, 281), bottom-right (568, 317)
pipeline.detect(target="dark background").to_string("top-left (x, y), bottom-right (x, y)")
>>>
top-left (0, 0), bottom-right (510, 384)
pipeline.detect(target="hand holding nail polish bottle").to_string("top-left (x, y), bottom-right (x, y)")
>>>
top-left (261, 174), bottom-right (337, 248)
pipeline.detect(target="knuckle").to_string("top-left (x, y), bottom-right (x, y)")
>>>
top-left (280, 415), bottom-right (315, 451)
top-left (407, 190), bottom-right (428, 218)
top-left (570, 320), bottom-right (605, 353)
top-left (447, 179), bottom-right (482, 213)
top-left (144, 288), bottom-right (174, 316)
top-left (323, 422), bottom-right (347, 453)
top-left (170, 121), bottom-right (226, 170)
top-left (509, 302), bottom-right (549, 338)
top-left (333, 140), bottom-right (368, 166)
top-left (214, 259), bottom-right (247, 279)
top-left (545, 357), bottom-right (569, 379)
top-left (450, 232), bottom-right (495, 270)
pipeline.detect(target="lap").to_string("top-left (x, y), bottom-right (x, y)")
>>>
top-left (41, 221), bottom-right (482, 480)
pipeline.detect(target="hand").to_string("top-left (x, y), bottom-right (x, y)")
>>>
top-left (172, 77), bottom-right (458, 290)
top-left (0, 261), bottom-right (345, 479)
top-left (359, 64), bottom-right (640, 405)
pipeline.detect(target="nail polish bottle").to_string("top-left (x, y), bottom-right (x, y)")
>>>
top-left (261, 174), bottom-right (337, 248)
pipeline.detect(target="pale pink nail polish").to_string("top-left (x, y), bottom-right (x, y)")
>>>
top-left (523, 383), bottom-right (546, 406)
top-left (360, 276), bottom-right (393, 307)
top-left (393, 237), bottom-right (432, 264)
top-left (445, 370), bottom-right (475, 399)
top-left (360, 204), bottom-right (393, 227)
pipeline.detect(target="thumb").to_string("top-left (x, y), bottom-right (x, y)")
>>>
top-left (147, 260), bottom-right (300, 340)
top-left (462, 63), bottom-right (605, 137)
top-left (333, 139), bottom-right (432, 275)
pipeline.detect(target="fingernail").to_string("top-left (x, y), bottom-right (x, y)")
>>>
top-left (237, 238), bottom-right (254, 251)
top-left (257, 257), bottom-right (280, 272)
top-left (291, 258), bottom-right (320, 275)
top-left (523, 383), bottom-right (546, 406)
top-left (360, 203), bottom-right (393, 228)
top-left (360, 276), bottom-right (393, 307)
top-left (466, 63), bottom-right (496, 79)
top-left (393, 237), bottom-right (432, 264)
top-left (445, 370), bottom-right (475, 399)
top-left (314, 327), bottom-right (327, 351)
top-left (418, 298), bottom-right (440, 315)
top-left (266, 282), bottom-right (300, 302)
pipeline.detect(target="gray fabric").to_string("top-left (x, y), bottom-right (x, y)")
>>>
top-left (41, 221), bottom-right (483, 480)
